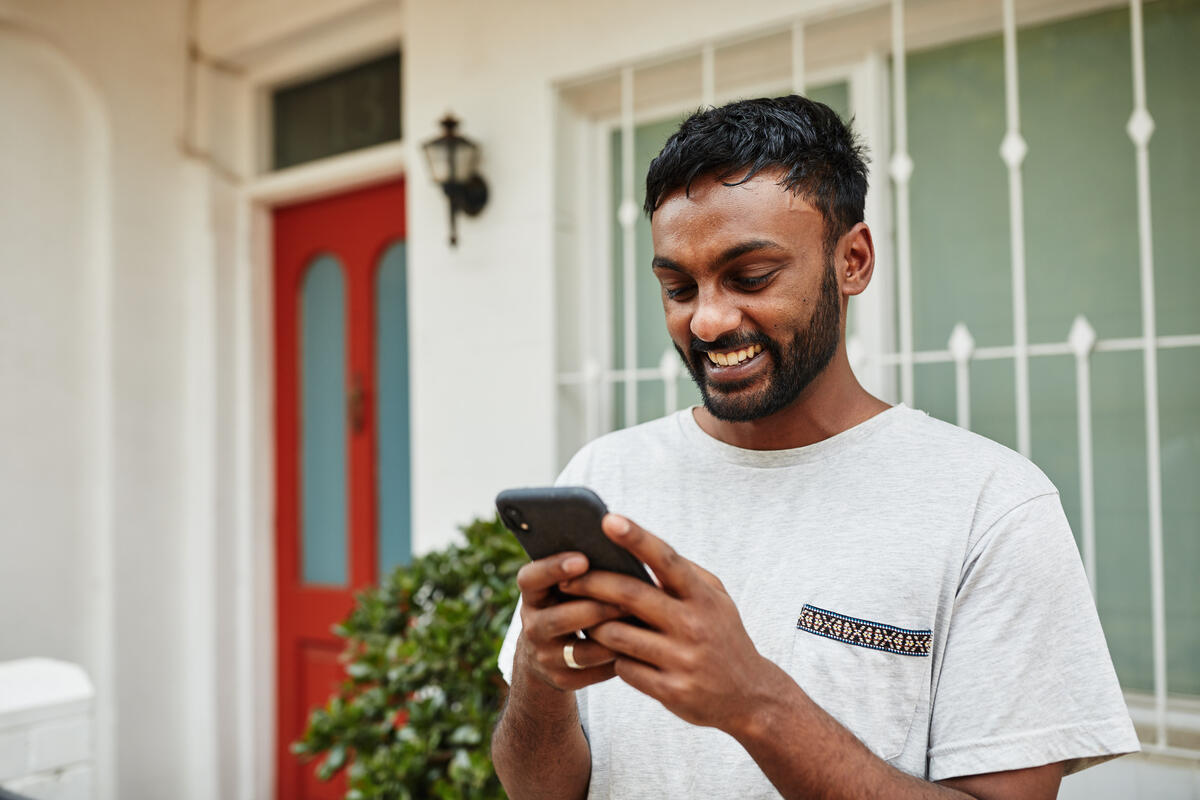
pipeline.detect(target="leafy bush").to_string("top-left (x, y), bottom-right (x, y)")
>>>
top-left (294, 516), bottom-right (526, 799)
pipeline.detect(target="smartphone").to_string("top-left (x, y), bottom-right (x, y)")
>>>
top-left (495, 486), bottom-right (656, 591)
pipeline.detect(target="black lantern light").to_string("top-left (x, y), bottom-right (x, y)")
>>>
top-left (422, 113), bottom-right (488, 246)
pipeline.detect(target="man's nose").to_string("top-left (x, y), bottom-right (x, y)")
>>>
top-left (690, 289), bottom-right (742, 343)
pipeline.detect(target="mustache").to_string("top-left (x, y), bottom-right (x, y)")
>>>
top-left (690, 333), bottom-right (772, 354)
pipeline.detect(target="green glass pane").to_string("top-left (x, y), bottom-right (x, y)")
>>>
top-left (301, 255), bottom-right (348, 586)
top-left (907, 37), bottom-right (1010, 353)
top-left (376, 241), bottom-right (411, 580)
top-left (1021, 9), bottom-right (1140, 343)
top-left (1161, 346), bottom-right (1200, 695)
top-left (1146, 0), bottom-right (1200, 338)
top-left (1092, 351), bottom-right (1153, 692)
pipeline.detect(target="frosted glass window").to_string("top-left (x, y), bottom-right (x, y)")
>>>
top-left (376, 241), bottom-right (411, 579)
top-left (300, 255), bottom-right (349, 586)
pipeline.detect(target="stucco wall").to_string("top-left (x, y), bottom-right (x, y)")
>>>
top-left (0, 1), bottom-right (210, 798)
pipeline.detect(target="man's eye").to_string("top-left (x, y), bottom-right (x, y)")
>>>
top-left (735, 275), bottom-right (771, 290)
top-left (664, 286), bottom-right (694, 300)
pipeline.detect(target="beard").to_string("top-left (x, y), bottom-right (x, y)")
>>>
top-left (675, 258), bottom-right (841, 423)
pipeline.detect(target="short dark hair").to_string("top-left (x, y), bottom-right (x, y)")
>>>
top-left (644, 95), bottom-right (869, 254)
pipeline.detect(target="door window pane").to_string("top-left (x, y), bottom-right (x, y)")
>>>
top-left (300, 255), bottom-right (349, 586)
top-left (376, 241), bottom-right (411, 579)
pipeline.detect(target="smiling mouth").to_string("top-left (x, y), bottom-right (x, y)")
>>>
top-left (704, 343), bottom-right (764, 368)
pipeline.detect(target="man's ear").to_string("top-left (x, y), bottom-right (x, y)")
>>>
top-left (839, 222), bottom-right (875, 298)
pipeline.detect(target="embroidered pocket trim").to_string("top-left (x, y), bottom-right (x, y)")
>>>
top-left (797, 604), bottom-right (931, 657)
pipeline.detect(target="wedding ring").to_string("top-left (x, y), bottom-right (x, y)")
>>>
top-left (563, 642), bottom-right (584, 670)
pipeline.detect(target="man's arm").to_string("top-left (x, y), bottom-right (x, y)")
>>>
top-left (491, 552), bottom-right (622, 800)
top-left (564, 514), bottom-right (1063, 800)
top-left (732, 659), bottom-right (1063, 799)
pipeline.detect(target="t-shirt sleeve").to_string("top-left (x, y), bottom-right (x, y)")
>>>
top-left (497, 599), bottom-right (522, 685)
top-left (927, 492), bottom-right (1140, 781)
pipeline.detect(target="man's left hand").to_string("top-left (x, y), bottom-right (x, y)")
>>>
top-left (558, 513), bottom-right (776, 734)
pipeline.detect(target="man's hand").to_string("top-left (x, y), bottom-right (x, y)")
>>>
top-left (557, 513), bottom-right (776, 733)
top-left (514, 550), bottom-right (625, 691)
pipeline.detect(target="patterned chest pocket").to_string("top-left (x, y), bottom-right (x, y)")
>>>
top-left (788, 604), bottom-right (931, 762)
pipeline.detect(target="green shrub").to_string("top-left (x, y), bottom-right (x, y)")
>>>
top-left (293, 515), bottom-right (526, 800)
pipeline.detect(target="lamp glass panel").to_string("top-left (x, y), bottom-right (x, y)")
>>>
top-left (423, 140), bottom-right (452, 183)
top-left (452, 141), bottom-right (477, 181)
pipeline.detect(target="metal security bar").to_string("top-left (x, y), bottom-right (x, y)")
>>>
top-left (1126, 0), bottom-right (1169, 752)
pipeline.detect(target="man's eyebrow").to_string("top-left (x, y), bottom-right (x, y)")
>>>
top-left (651, 255), bottom-right (685, 272)
top-left (651, 239), bottom-right (786, 272)
top-left (717, 239), bottom-right (787, 264)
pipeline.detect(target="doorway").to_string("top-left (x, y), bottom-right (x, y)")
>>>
top-left (272, 177), bottom-right (409, 800)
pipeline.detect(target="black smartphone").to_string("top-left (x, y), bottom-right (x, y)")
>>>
top-left (495, 486), bottom-right (656, 590)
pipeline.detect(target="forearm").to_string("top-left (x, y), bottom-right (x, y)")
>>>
top-left (491, 640), bottom-right (592, 800)
top-left (731, 660), bottom-right (973, 800)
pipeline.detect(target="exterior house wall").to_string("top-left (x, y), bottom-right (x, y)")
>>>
top-left (0, 1), bottom-right (215, 798)
top-left (0, 0), bottom-right (1192, 798)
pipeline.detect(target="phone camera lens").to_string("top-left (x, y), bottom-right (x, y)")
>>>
top-left (503, 506), bottom-right (529, 531)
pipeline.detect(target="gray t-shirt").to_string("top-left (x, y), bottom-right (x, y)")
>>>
top-left (499, 405), bottom-right (1138, 796)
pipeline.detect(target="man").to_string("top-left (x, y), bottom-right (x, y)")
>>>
top-left (492, 95), bottom-right (1137, 799)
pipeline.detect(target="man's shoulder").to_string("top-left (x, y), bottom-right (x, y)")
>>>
top-left (558, 411), bottom-right (688, 484)
top-left (887, 406), bottom-right (1058, 501)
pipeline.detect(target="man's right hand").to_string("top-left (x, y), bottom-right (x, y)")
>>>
top-left (515, 551), bottom-right (624, 691)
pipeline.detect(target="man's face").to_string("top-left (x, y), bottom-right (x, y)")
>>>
top-left (650, 172), bottom-right (842, 423)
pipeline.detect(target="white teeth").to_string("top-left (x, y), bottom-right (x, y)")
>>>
top-left (706, 344), bottom-right (763, 367)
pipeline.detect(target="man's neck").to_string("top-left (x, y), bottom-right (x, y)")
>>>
top-left (692, 353), bottom-right (891, 451)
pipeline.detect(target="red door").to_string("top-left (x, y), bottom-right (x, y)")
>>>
top-left (274, 178), bottom-right (410, 800)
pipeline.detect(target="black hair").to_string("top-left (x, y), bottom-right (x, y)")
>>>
top-left (643, 95), bottom-right (869, 254)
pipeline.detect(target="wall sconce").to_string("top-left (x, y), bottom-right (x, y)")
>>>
top-left (422, 113), bottom-right (488, 247)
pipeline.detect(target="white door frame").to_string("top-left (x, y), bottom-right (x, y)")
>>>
top-left (201, 9), bottom-right (406, 797)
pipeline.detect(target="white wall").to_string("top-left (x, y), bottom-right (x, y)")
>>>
top-left (0, 22), bottom-right (96, 677)
top-left (0, 1), bottom-right (213, 798)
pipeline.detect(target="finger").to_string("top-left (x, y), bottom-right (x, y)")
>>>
top-left (522, 598), bottom-right (625, 642)
top-left (691, 563), bottom-right (726, 593)
top-left (518, 633), bottom-right (616, 691)
top-left (612, 656), bottom-right (668, 700)
top-left (560, 637), bottom-right (618, 670)
top-left (559, 571), bottom-right (675, 631)
top-left (555, 663), bottom-right (617, 691)
top-left (602, 514), bottom-right (699, 597)
top-left (516, 552), bottom-right (589, 606)
top-left (587, 620), bottom-right (672, 668)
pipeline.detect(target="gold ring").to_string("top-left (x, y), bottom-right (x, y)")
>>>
top-left (563, 642), bottom-right (583, 670)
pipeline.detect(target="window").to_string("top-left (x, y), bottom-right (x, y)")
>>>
top-left (271, 50), bottom-right (401, 170)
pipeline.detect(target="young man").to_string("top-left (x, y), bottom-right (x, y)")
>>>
top-left (492, 96), bottom-right (1137, 799)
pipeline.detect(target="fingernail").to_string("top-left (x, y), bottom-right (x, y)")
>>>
top-left (611, 516), bottom-right (631, 536)
top-left (562, 555), bottom-right (586, 573)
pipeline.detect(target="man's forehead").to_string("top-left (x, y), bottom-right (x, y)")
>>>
top-left (650, 172), bottom-right (823, 246)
